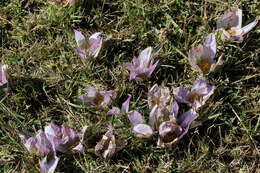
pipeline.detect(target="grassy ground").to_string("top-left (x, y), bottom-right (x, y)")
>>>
top-left (0, 0), bottom-right (259, 172)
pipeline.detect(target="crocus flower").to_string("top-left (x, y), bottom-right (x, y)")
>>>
top-left (19, 131), bottom-right (59, 173)
top-left (0, 65), bottom-right (8, 87)
top-left (74, 30), bottom-right (103, 59)
top-left (95, 125), bottom-right (127, 159)
top-left (188, 34), bottom-right (222, 74)
top-left (157, 101), bottom-right (199, 147)
top-left (127, 110), bottom-right (153, 138)
top-left (125, 47), bottom-right (159, 81)
top-left (173, 78), bottom-right (216, 109)
top-left (106, 96), bottom-right (131, 116)
top-left (148, 84), bottom-right (171, 108)
top-left (148, 105), bottom-right (167, 130)
top-left (217, 8), bottom-right (259, 42)
top-left (44, 122), bottom-right (88, 153)
top-left (19, 122), bottom-right (88, 173)
top-left (79, 87), bottom-right (116, 107)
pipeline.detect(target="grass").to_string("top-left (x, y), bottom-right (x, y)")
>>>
top-left (0, 0), bottom-right (259, 172)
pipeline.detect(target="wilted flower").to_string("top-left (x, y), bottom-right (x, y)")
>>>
top-left (217, 8), bottom-right (259, 42)
top-left (19, 122), bottom-right (88, 173)
top-left (157, 101), bottom-right (199, 147)
top-left (125, 47), bottom-right (159, 81)
top-left (95, 125), bottom-right (127, 159)
top-left (188, 34), bottom-right (222, 74)
top-left (0, 65), bottom-right (8, 87)
top-left (74, 30), bottom-right (103, 59)
top-left (44, 122), bottom-right (88, 153)
top-left (173, 78), bottom-right (216, 109)
top-left (79, 87), bottom-right (116, 107)
top-left (148, 84), bottom-right (171, 108)
top-left (127, 110), bottom-right (153, 138)
top-left (106, 96), bottom-right (131, 116)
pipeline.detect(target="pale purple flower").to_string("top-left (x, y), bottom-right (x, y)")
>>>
top-left (19, 131), bottom-right (54, 156)
top-left (127, 110), bottom-right (153, 138)
top-left (125, 47), bottom-right (159, 81)
top-left (106, 96), bottom-right (131, 116)
top-left (39, 152), bottom-right (60, 173)
top-left (157, 101), bottom-right (199, 147)
top-left (0, 65), bottom-right (8, 87)
top-left (189, 34), bottom-right (222, 74)
top-left (173, 78), bottom-right (216, 109)
top-left (44, 122), bottom-right (88, 153)
top-left (217, 8), bottom-right (259, 42)
top-left (95, 125), bottom-right (127, 159)
top-left (79, 87), bottom-right (116, 107)
top-left (148, 84), bottom-right (171, 108)
top-left (19, 122), bottom-right (88, 173)
top-left (74, 30), bottom-right (103, 59)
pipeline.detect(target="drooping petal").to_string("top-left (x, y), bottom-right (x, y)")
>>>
top-left (72, 126), bottom-right (89, 153)
top-left (127, 110), bottom-right (144, 126)
top-left (157, 121), bottom-right (183, 147)
top-left (0, 65), bottom-right (8, 87)
top-left (132, 124), bottom-right (153, 138)
top-left (44, 122), bottom-right (61, 138)
top-left (236, 19), bottom-right (259, 37)
top-left (75, 48), bottom-right (86, 59)
top-left (178, 109), bottom-right (199, 139)
top-left (39, 152), bottom-right (60, 173)
top-left (121, 96), bottom-right (131, 113)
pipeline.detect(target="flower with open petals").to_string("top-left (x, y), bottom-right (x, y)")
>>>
top-left (74, 30), bottom-right (103, 59)
top-left (189, 34), bottom-right (222, 74)
top-left (157, 101), bottom-right (199, 147)
top-left (148, 84), bottom-right (171, 108)
top-left (95, 125), bottom-right (127, 159)
top-left (79, 87), bottom-right (116, 107)
top-left (125, 47), bottom-right (159, 81)
top-left (0, 65), bottom-right (8, 88)
top-left (44, 122), bottom-right (88, 153)
top-left (127, 110), bottom-right (153, 138)
top-left (19, 122), bottom-right (88, 173)
top-left (217, 8), bottom-right (259, 42)
top-left (173, 78), bottom-right (216, 109)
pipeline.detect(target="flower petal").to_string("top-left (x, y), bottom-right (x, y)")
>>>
top-left (178, 109), bottom-right (199, 139)
top-left (204, 33), bottom-right (216, 56)
top-left (138, 47), bottom-right (153, 69)
top-left (171, 101), bottom-right (179, 119)
top-left (127, 110), bottom-right (144, 125)
top-left (39, 152), bottom-right (60, 173)
top-left (121, 96), bottom-right (131, 113)
top-left (173, 87), bottom-right (190, 104)
top-left (148, 106), bottom-right (166, 129)
top-left (237, 19), bottom-right (259, 36)
top-left (132, 124), bottom-right (153, 138)
top-left (74, 30), bottom-right (87, 48)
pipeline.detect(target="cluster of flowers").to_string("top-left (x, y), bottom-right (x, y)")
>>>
top-left (0, 8), bottom-right (258, 173)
